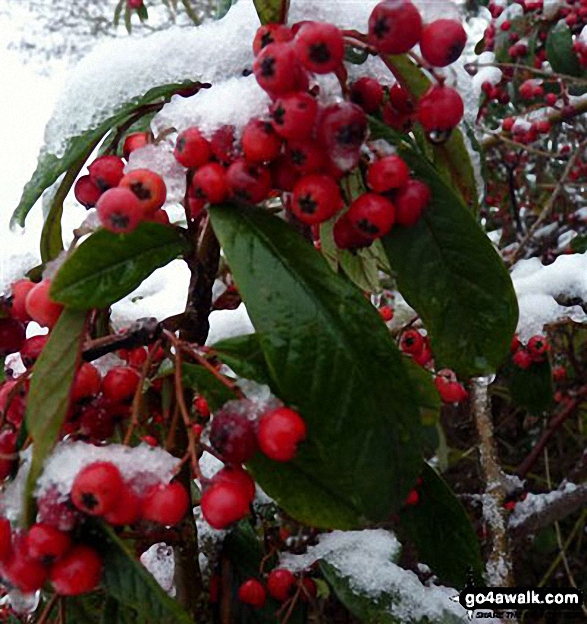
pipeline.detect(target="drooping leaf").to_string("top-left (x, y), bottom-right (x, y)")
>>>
top-left (546, 21), bottom-right (583, 77)
top-left (99, 524), bottom-right (193, 624)
top-left (371, 119), bottom-right (519, 377)
top-left (51, 223), bottom-right (188, 309)
top-left (212, 333), bottom-right (272, 386)
top-left (508, 359), bottom-right (553, 415)
top-left (12, 81), bottom-right (200, 228)
top-left (398, 464), bottom-right (484, 587)
top-left (24, 308), bottom-right (87, 525)
top-left (210, 204), bottom-right (423, 529)
top-left (252, 0), bottom-right (290, 24)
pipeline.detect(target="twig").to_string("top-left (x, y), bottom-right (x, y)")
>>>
top-left (37, 594), bottom-right (58, 624)
top-left (471, 377), bottom-right (514, 587)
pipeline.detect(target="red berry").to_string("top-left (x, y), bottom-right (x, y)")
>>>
top-left (0, 381), bottom-right (25, 427)
top-left (0, 318), bottom-right (26, 357)
top-left (88, 155), bottom-right (125, 191)
top-left (394, 179), bottom-right (430, 227)
top-left (347, 193), bottom-right (396, 239)
top-left (552, 366), bottom-right (566, 382)
top-left (37, 487), bottom-right (80, 532)
top-left (226, 159), bottom-right (271, 204)
top-left (20, 335), bottom-right (49, 367)
top-left (142, 482), bottom-right (189, 526)
top-left (1, 535), bottom-right (48, 593)
top-left (50, 545), bottom-right (102, 596)
top-left (212, 466), bottom-right (256, 502)
top-left (285, 141), bottom-right (327, 175)
top-left (270, 92), bottom-right (318, 141)
top-left (379, 305), bottom-right (394, 322)
top-left (420, 19), bottom-right (467, 67)
top-left (267, 568), bottom-right (296, 601)
top-left (122, 132), bottom-right (149, 160)
top-left (257, 407), bottom-right (307, 462)
top-left (317, 103), bottom-right (367, 172)
top-left (512, 349), bottom-right (533, 370)
top-left (404, 488), bottom-right (419, 506)
top-left (0, 518), bottom-right (11, 562)
top-left (253, 24), bottom-right (294, 56)
top-left (333, 214), bottom-right (372, 250)
top-left (209, 410), bottom-right (258, 464)
top-left (291, 174), bottom-right (343, 225)
top-left (350, 77), bottom-right (384, 114)
top-left (174, 127), bottom-right (211, 168)
top-left (253, 42), bottom-right (305, 96)
top-left (238, 579), bottom-right (267, 608)
top-left (368, 0), bottom-right (423, 55)
top-left (71, 461), bottom-right (124, 516)
top-left (119, 169), bottom-right (167, 215)
top-left (0, 430), bottom-right (17, 481)
top-left (210, 125), bottom-right (237, 165)
top-left (527, 335), bottom-right (550, 361)
top-left (79, 402), bottom-right (116, 442)
top-left (142, 435), bottom-right (158, 447)
top-left (97, 187), bottom-right (144, 234)
top-left (545, 93), bottom-right (558, 107)
top-left (201, 481), bottom-right (251, 529)
top-left (389, 83), bottom-right (414, 114)
top-left (25, 280), bottom-right (64, 328)
top-left (417, 85), bottom-right (464, 134)
top-left (194, 395), bottom-right (210, 418)
top-left (102, 366), bottom-right (141, 403)
top-left (435, 370), bottom-right (467, 403)
top-left (301, 577), bottom-right (317, 601)
top-left (25, 524), bottom-right (71, 564)
top-left (399, 329), bottom-right (424, 355)
top-left (190, 162), bottom-right (229, 204)
top-left (74, 175), bottom-right (102, 209)
top-left (10, 279), bottom-right (35, 323)
top-left (71, 363), bottom-right (101, 403)
top-left (294, 21), bottom-right (345, 74)
top-left (503, 500), bottom-right (517, 511)
top-left (242, 119), bottom-right (283, 163)
top-left (367, 156), bottom-right (410, 193)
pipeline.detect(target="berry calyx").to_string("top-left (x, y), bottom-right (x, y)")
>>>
top-left (291, 174), bottom-right (342, 225)
top-left (25, 524), bottom-right (71, 565)
top-left (88, 155), bottom-right (125, 191)
top-left (174, 127), bottom-right (211, 169)
top-left (238, 579), bottom-right (267, 608)
top-left (71, 461), bottom-right (124, 516)
top-left (49, 545), bottom-right (103, 596)
top-left (253, 24), bottom-right (293, 56)
top-left (368, 0), bottom-right (423, 55)
top-left (394, 179), bottom-right (431, 227)
top-left (209, 410), bottom-right (258, 464)
top-left (257, 407), bottom-right (307, 462)
top-left (74, 175), bottom-right (102, 209)
top-left (294, 21), bottom-right (345, 74)
top-left (367, 156), bottom-right (410, 193)
top-left (417, 85), bottom-right (464, 135)
top-left (419, 19), bottom-right (467, 68)
top-left (142, 482), bottom-right (189, 526)
top-left (347, 193), bottom-right (396, 239)
top-left (201, 481), bottom-right (251, 529)
top-left (97, 187), bottom-right (144, 234)
top-left (25, 279), bottom-right (64, 328)
top-left (399, 329), bottom-right (424, 355)
top-left (119, 169), bottom-right (167, 215)
top-left (267, 568), bottom-right (296, 601)
top-left (527, 335), bottom-right (550, 361)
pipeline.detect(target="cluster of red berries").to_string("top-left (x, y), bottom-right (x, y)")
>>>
top-left (434, 369), bottom-right (468, 404)
top-left (74, 134), bottom-right (168, 234)
top-left (238, 568), bottom-right (316, 609)
top-left (0, 517), bottom-right (102, 597)
top-left (201, 405), bottom-right (306, 529)
top-left (511, 334), bottom-right (550, 369)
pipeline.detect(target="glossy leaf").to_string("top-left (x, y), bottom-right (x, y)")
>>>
top-left (210, 205), bottom-right (422, 529)
top-left (508, 359), bottom-right (553, 415)
top-left (11, 81), bottom-right (200, 228)
top-left (217, 0), bottom-right (239, 18)
top-left (212, 334), bottom-right (272, 385)
top-left (399, 464), bottom-right (484, 587)
top-left (99, 525), bottom-right (192, 624)
top-left (546, 21), bottom-right (582, 77)
top-left (371, 119), bottom-right (519, 376)
top-left (253, 0), bottom-right (290, 24)
top-left (51, 223), bottom-right (188, 309)
top-left (24, 308), bottom-right (87, 525)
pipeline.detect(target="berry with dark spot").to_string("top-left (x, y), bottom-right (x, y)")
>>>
top-left (347, 193), bottom-right (396, 239)
top-left (294, 21), bottom-right (345, 74)
top-left (368, 0), bottom-right (423, 55)
top-left (71, 461), bottom-right (124, 516)
top-left (97, 187), bottom-right (144, 234)
top-left (291, 174), bottom-right (342, 225)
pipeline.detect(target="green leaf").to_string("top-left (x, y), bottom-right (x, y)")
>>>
top-left (212, 334), bottom-right (272, 385)
top-left (399, 464), bottom-right (484, 587)
top-left (182, 362), bottom-right (235, 411)
top-left (24, 308), bottom-right (86, 525)
top-left (371, 118), bottom-right (518, 376)
top-left (571, 234), bottom-right (587, 253)
top-left (217, 0), bottom-right (238, 18)
top-left (546, 21), bottom-right (583, 77)
top-left (51, 223), bottom-right (188, 309)
top-left (210, 205), bottom-right (422, 529)
top-left (12, 81), bottom-right (200, 228)
top-left (252, 0), bottom-right (290, 24)
top-left (113, 0), bottom-right (125, 27)
top-left (508, 359), bottom-right (553, 415)
top-left (404, 359), bottom-right (440, 455)
top-left (99, 524), bottom-right (192, 624)
top-left (136, 4), bottom-right (149, 21)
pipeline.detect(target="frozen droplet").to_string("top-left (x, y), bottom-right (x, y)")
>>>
top-left (7, 589), bottom-right (40, 615)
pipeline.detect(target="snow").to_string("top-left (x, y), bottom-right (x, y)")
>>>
top-left (205, 304), bottom-right (255, 346)
top-left (35, 441), bottom-right (181, 501)
top-left (511, 253), bottom-right (587, 340)
top-left (280, 530), bottom-right (473, 622)
top-left (140, 543), bottom-right (176, 596)
top-left (509, 482), bottom-right (579, 529)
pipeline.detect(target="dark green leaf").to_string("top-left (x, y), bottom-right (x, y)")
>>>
top-left (371, 119), bottom-right (518, 376)
top-left (210, 205), bottom-right (422, 529)
top-left (137, 4), bottom-right (149, 21)
top-left (99, 524), bottom-right (192, 624)
top-left (399, 464), bottom-right (484, 587)
top-left (571, 234), bottom-right (587, 253)
top-left (51, 223), bottom-right (188, 309)
top-left (253, 0), bottom-right (290, 24)
top-left (546, 21), bottom-right (582, 77)
top-left (12, 81), bottom-right (200, 228)
top-left (404, 359), bottom-right (440, 455)
top-left (24, 308), bottom-right (86, 525)
top-left (113, 0), bottom-right (125, 27)
top-left (182, 362), bottom-right (235, 411)
top-left (212, 333), bottom-right (272, 385)
top-left (217, 0), bottom-right (238, 19)
top-left (508, 359), bottom-right (553, 415)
